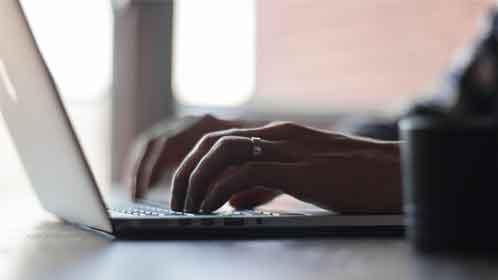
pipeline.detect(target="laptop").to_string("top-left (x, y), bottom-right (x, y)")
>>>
top-left (0, 0), bottom-right (403, 238)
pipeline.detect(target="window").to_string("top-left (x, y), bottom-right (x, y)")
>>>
top-left (173, 0), bottom-right (255, 107)
top-left (174, 0), bottom-right (492, 114)
top-left (20, 0), bottom-right (113, 102)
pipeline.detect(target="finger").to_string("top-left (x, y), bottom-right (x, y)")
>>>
top-left (124, 136), bottom-right (155, 199)
top-left (146, 138), bottom-right (177, 187)
top-left (170, 123), bottom-right (302, 211)
top-left (146, 115), bottom-right (236, 191)
top-left (170, 139), bottom-right (214, 211)
top-left (137, 136), bottom-right (168, 192)
top-left (229, 187), bottom-right (281, 209)
top-left (200, 162), bottom-right (299, 213)
top-left (184, 137), bottom-right (299, 212)
top-left (131, 137), bottom-right (165, 199)
top-left (183, 136), bottom-right (252, 212)
top-left (170, 129), bottom-right (259, 211)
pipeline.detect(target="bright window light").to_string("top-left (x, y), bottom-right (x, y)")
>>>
top-left (173, 0), bottom-right (255, 107)
top-left (20, 0), bottom-right (113, 102)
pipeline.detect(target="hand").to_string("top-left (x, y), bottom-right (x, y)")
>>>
top-left (124, 114), bottom-right (244, 200)
top-left (170, 122), bottom-right (402, 213)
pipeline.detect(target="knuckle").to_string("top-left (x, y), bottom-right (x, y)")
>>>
top-left (213, 136), bottom-right (238, 150)
top-left (268, 121), bottom-right (290, 127)
top-left (270, 121), bottom-right (301, 137)
top-left (216, 136), bottom-right (232, 146)
top-left (223, 127), bottom-right (241, 135)
top-left (188, 168), bottom-right (201, 187)
top-left (172, 165), bottom-right (187, 186)
top-left (265, 121), bottom-right (298, 133)
top-left (200, 129), bottom-right (242, 147)
top-left (277, 121), bottom-right (299, 131)
top-left (196, 134), bottom-right (216, 151)
top-left (201, 113), bottom-right (217, 122)
top-left (198, 133), bottom-right (212, 144)
top-left (201, 131), bottom-right (223, 145)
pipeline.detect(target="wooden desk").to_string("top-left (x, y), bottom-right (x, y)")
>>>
top-left (2, 183), bottom-right (498, 280)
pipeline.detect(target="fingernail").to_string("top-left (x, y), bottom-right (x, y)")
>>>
top-left (183, 205), bottom-right (198, 213)
top-left (199, 201), bottom-right (205, 212)
top-left (199, 200), bottom-right (209, 213)
top-left (170, 204), bottom-right (181, 212)
top-left (183, 197), bottom-right (194, 213)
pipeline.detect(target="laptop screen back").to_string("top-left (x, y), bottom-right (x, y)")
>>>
top-left (0, 0), bottom-right (112, 232)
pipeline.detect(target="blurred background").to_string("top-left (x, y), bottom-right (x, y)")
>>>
top-left (0, 0), bottom-right (494, 194)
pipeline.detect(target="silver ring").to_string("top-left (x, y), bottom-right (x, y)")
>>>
top-left (250, 137), bottom-right (263, 158)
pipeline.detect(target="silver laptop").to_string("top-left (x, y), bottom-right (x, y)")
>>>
top-left (0, 0), bottom-right (403, 238)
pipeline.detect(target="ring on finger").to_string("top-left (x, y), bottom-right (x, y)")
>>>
top-left (250, 137), bottom-right (263, 159)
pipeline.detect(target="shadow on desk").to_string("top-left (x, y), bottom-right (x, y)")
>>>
top-left (6, 219), bottom-right (498, 280)
top-left (5, 212), bottom-right (498, 280)
top-left (9, 221), bottom-right (112, 280)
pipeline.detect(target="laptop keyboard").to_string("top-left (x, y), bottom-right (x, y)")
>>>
top-left (109, 204), bottom-right (280, 217)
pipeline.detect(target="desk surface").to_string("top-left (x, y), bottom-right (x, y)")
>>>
top-left (2, 183), bottom-right (498, 280)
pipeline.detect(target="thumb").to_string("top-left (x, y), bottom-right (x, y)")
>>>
top-left (229, 187), bottom-right (281, 209)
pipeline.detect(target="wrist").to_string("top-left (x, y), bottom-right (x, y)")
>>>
top-left (339, 133), bottom-right (400, 159)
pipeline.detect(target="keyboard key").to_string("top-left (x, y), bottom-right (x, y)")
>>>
top-left (109, 205), bottom-right (279, 217)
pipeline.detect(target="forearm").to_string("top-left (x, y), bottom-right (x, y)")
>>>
top-left (276, 123), bottom-right (401, 160)
top-left (329, 152), bottom-right (402, 213)
top-left (290, 127), bottom-right (402, 213)
top-left (328, 133), bottom-right (401, 162)
top-left (297, 152), bottom-right (402, 213)
top-left (158, 118), bottom-right (403, 213)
